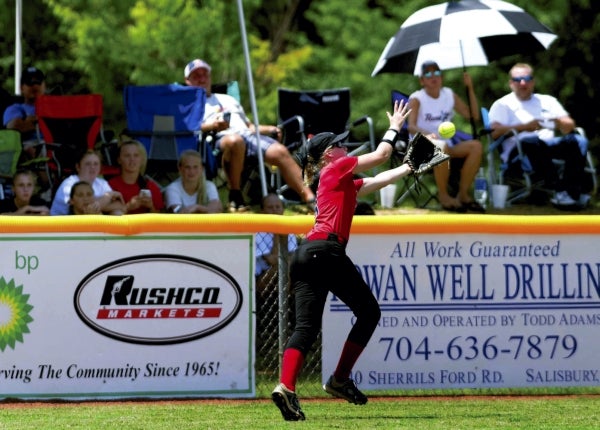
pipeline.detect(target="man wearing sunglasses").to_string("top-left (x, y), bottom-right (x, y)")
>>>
top-left (489, 63), bottom-right (589, 208)
top-left (407, 60), bottom-right (484, 213)
top-left (3, 66), bottom-right (46, 160)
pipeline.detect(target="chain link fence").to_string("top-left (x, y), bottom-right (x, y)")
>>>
top-left (254, 232), bottom-right (324, 398)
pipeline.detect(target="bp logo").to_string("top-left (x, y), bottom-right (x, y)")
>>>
top-left (0, 277), bottom-right (33, 351)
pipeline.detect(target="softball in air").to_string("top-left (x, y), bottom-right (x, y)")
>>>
top-left (438, 121), bottom-right (456, 139)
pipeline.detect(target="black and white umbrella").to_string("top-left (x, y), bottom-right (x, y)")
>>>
top-left (371, 0), bottom-right (557, 77)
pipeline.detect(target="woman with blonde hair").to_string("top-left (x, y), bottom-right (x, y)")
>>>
top-left (163, 149), bottom-right (222, 213)
top-left (108, 138), bottom-right (164, 214)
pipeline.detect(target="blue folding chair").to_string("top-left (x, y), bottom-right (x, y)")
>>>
top-left (123, 84), bottom-right (213, 184)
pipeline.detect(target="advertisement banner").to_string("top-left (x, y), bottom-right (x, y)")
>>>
top-left (0, 233), bottom-right (254, 400)
top-left (322, 233), bottom-right (600, 390)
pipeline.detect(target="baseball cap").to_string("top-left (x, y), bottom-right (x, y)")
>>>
top-left (307, 131), bottom-right (350, 160)
top-left (184, 59), bottom-right (211, 78)
top-left (421, 60), bottom-right (440, 75)
top-left (21, 66), bottom-right (45, 85)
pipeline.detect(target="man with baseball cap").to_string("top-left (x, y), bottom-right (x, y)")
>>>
top-left (184, 58), bottom-right (315, 212)
top-left (3, 66), bottom-right (47, 159)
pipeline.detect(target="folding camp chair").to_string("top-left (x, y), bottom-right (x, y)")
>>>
top-left (481, 107), bottom-right (597, 206)
top-left (123, 84), bottom-right (208, 185)
top-left (211, 81), bottom-right (241, 104)
top-left (34, 94), bottom-right (117, 190)
top-left (276, 87), bottom-right (376, 203)
top-left (0, 129), bottom-right (22, 199)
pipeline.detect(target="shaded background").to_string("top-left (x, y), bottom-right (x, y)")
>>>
top-left (0, 0), bottom-right (597, 155)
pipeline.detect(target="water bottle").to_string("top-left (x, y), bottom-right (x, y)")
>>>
top-left (474, 168), bottom-right (488, 208)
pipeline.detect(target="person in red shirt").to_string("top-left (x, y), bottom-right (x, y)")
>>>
top-left (108, 138), bottom-right (164, 214)
top-left (272, 100), bottom-right (417, 421)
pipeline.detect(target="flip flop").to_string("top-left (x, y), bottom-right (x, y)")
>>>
top-left (441, 204), bottom-right (467, 213)
top-left (461, 201), bottom-right (486, 213)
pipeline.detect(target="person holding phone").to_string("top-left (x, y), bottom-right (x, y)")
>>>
top-left (108, 137), bottom-right (165, 214)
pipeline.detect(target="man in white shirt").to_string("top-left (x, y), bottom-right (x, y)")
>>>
top-left (488, 63), bottom-right (589, 208)
top-left (184, 59), bottom-right (315, 212)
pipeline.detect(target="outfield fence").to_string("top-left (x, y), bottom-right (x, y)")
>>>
top-left (2, 214), bottom-right (600, 400)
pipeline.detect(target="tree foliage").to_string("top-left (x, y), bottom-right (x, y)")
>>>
top-left (0, 0), bottom-right (598, 148)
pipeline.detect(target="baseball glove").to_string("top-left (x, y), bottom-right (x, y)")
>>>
top-left (403, 132), bottom-right (450, 175)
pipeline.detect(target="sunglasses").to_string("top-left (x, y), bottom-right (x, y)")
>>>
top-left (511, 75), bottom-right (534, 83)
top-left (423, 70), bottom-right (442, 78)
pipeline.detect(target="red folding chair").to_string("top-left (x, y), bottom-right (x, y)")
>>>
top-left (35, 94), bottom-right (118, 189)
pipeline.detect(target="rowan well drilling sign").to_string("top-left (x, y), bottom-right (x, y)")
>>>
top-left (323, 234), bottom-right (600, 390)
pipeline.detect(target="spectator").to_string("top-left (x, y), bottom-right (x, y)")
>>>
top-left (68, 181), bottom-right (102, 215)
top-left (0, 169), bottom-right (49, 215)
top-left (255, 193), bottom-right (298, 296)
top-left (184, 59), bottom-right (316, 212)
top-left (408, 60), bottom-right (484, 213)
top-left (108, 138), bottom-right (164, 214)
top-left (488, 62), bottom-right (589, 208)
top-left (163, 149), bottom-right (222, 214)
top-left (3, 67), bottom-right (46, 160)
top-left (50, 149), bottom-right (126, 215)
top-left (255, 192), bottom-right (297, 356)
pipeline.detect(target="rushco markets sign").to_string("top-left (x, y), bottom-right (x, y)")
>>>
top-left (0, 234), bottom-right (253, 400)
top-left (74, 254), bottom-right (242, 345)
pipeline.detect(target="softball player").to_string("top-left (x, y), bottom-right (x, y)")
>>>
top-left (272, 100), bottom-right (413, 421)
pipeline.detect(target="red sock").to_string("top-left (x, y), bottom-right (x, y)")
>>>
top-left (333, 340), bottom-right (364, 381)
top-left (280, 348), bottom-right (304, 392)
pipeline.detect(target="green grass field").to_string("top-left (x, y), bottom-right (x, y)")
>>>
top-left (2, 393), bottom-right (600, 429)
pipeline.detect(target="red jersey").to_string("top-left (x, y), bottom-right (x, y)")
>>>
top-left (108, 175), bottom-right (165, 214)
top-left (306, 156), bottom-right (363, 244)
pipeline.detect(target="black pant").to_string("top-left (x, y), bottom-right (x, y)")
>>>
top-left (285, 239), bottom-right (381, 356)
top-left (512, 135), bottom-right (585, 198)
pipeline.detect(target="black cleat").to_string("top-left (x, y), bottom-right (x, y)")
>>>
top-left (272, 383), bottom-right (306, 421)
top-left (323, 375), bottom-right (368, 405)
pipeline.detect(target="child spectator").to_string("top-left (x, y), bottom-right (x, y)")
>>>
top-left (255, 192), bottom-right (297, 294)
top-left (0, 169), bottom-right (49, 215)
top-left (68, 181), bottom-right (102, 215)
top-left (163, 149), bottom-right (222, 214)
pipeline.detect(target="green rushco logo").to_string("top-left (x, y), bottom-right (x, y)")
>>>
top-left (0, 277), bottom-right (34, 351)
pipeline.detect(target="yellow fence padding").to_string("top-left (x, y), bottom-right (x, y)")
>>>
top-left (0, 214), bottom-right (598, 236)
